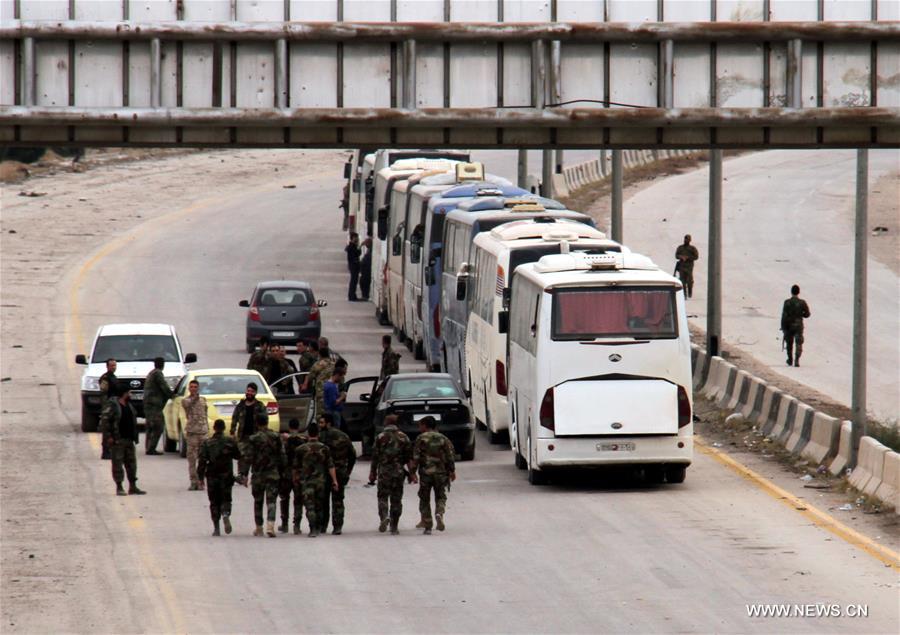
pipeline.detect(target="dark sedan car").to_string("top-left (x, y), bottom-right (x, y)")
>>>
top-left (358, 373), bottom-right (476, 461)
top-left (240, 281), bottom-right (326, 352)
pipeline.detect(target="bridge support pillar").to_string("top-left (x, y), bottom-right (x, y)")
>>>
top-left (850, 149), bottom-right (868, 469)
top-left (706, 149), bottom-right (722, 357)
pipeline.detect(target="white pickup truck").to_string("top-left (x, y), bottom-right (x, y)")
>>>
top-left (74, 323), bottom-right (196, 432)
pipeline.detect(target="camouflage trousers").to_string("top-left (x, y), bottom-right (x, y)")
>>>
top-left (678, 266), bottom-right (695, 297)
top-left (186, 433), bottom-right (206, 487)
top-left (206, 477), bottom-right (234, 521)
top-left (251, 473), bottom-right (280, 526)
top-left (111, 439), bottom-right (137, 485)
top-left (785, 328), bottom-right (804, 362)
top-left (302, 480), bottom-right (327, 531)
top-left (279, 474), bottom-right (303, 527)
top-left (237, 439), bottom-right (251, 477)
top-left (376, 473), bottom-right (405, 523)
top-left (417, 473), bottom-right (449, 528)
top-left (144, 409), bottom-right (165, 453)
top-left (319, 471), bottom-right (349, 531)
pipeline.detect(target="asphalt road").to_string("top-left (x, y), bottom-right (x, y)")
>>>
top-left (51, 154), bottom-right (899, 633)
top-left (620, 149), bottom-right (899, 422)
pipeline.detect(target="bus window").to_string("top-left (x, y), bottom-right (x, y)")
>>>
top-left (552, 287), bottom-right (677, 340)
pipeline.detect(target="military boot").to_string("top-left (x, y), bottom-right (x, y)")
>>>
top-left (115, 482), bottom-right (127, 496)
top-left (415, 517), bottom-right (427, 529)
top-left (378, 518), bottom-right (389, 533)
top-left (212, 519), bottom-right (221, 537)
top-left (436, 514), bottom-right (445, 532)
top-left (278, 520), bottom-right (288, 533)
top-left (128, 482), bottom-right (146, 495)
top-left (266, 521), bottom-right (276, 538)
top-left (389, 520), bottom-right (399, 535)
top-left (223, 514), bottom-right (232, 535)
top-left (332, 526), bottom-right (342, 535)
top-left (308, 528), bottom-right (319, 538)
top-left (253, 525), bottom-right (264, 537)
top-left (293, 523), bottom-right (301, 535)
top-left (423, 528), bottom-right (432, 535)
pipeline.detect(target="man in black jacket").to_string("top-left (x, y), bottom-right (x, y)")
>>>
top-left (345, 232), bottom-right (361, 301)
top-left (100, 387), bottom-right (146, 496)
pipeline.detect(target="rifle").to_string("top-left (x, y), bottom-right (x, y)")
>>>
top-left (673, 260), bottom-right (681, 277)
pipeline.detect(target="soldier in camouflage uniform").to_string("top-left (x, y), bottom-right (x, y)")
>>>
top-left (246, 336), bottom-right (271, 375)
top-left (410, 416), bottom-right (456, 535)
top-left (303, 348), bottom-right (335, 419)
top-left (99, 387), bottom-right (145, 496)
top-left (318, 413), bottom-right (356, 535)
top-left (239, 412), bottom-right (285, 537)
top-left (293, 422), bottom-right (340, 538)
top-left (278, 418), bottom-right (308, 534)
top-left (230, 382), bottom-right (267, 476)
top-left (182, 379), bottom-right (210, 490)
top-left (143, 357), bottom-right (174, 455)
top-left (98, 358), bottom-right (118, 460)
top-left (780, 284), bottom-right (811, 367)
top-left (368, 414), bottom-right (413, 534)
top-left (296, 339), bottom-right (318, 373)
top-left (674, 234), bottom-right (700, 299)
top-left (379, 335), bottom-right (400, 380)
top-left (198, 419), bottom-right (241, 536)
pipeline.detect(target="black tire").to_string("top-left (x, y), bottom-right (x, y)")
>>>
top-left (514, 451), bottom-right (527, 470)
top-left (164, 433), bottom-right (177, 453)
top-left (645, 464), bottom-right (666, 484)
top-left (526, 438), bottom-right (546, 484)
top-left (460, 443), bottom-right (475, 461)
top-left (246, 341), bottom-right (255, 354)
top-left (178, 427), bottom-right (187, 458)
top-left (81, 403), bottom-right (99, 433)
top-left (665, 465), bottom-right (687, 484)
top-left (475, 418), bottom-right (486, 431)
top-left (487, 426), bottom-right (506, 445)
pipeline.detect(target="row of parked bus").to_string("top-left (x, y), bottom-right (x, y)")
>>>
top-left (341, 150), bottom-right (693, 484)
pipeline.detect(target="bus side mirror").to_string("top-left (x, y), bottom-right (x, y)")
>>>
top-left (343, 162), bottom-right (352, 179)
top-left (456, 276), bottom-right (468, 301)
top-left (502, 287), bottom-right (511, 309)
top-left (75, 354), bottom-right (87, 365)
top-left (392, 233), bottom-right (402, 256)
top-left (497, 311), bottom-right (509, 334)
top-left (184, 353), bottom-right (198, 364)
top-left (410, 243), bottom-right (421, 264)
top-left (424, 265), bottom-right (434, 286)
top-left (377, 206), bottom-right (389, 240)
top-left (352, 179), bottom-right (360, 193)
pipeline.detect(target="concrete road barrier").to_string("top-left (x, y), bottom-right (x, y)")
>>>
top-left (848, 437), bottom-right (891, 496)
top-left (742, 378), bottom-right (766, 421)
top-left (828, 421), bottom-right (854, 476)
top-left (702, 357), bottom-right (726, 401)
top-left (787, 403), bottom-right (814, 455)
top-left (692, 347), bottom-right (709, 391)
top-left (800, 412), bottom-right (842, 466)
top-left (726, 370), bottom-right (751, 411)
top-left (873, 451), bottom-right (900, 512)
top-left (759, 387), bottom-right (783, 436)
top-left (714, 364), bottom-right (739, 409)
top-left (770, 394), bottom-right (797, 443)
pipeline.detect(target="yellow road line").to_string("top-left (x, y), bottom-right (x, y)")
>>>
top-left (697, 438), bottom-right (900, 570)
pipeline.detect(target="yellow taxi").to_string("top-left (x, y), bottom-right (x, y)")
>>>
top-left (162, 368), bottom-right (281, 456)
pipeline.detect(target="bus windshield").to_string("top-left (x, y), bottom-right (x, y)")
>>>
top-left (552, 287), bottom-right (677, 340)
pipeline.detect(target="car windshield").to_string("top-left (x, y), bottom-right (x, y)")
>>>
top-left (552, 287), bottom-right (677, 340)
top-left (256, 288), bottom-right (310, 306)
top-left (191, 375), bottom-right (268, 396)
top-left (92, 335), bottom-right (179, 363)
top-left (386, 378), bottom-right (459, 400)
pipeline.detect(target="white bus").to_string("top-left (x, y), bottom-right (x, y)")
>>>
top-left (371, 157), bottom-right (464, 324)
top-left (463, 220), bottom-right (624, 443)
top-left (441, 198), bottom-right (597, 391)
top-left (505, 251), bottom-right (693, 485)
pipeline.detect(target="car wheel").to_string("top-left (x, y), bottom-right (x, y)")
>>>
top-left (645, 464), bottom-right (666, 484)
top-left (461, 443), bottom-right (475, 461)
top-left (527, 437), bottom-right (546, 485)
top-left (665, 465), bottom-right (687, 484)
top-left (514, 450), bottom-right (527, 470)
top-left (164, 432), bottom-right (177, 453)
top-left (81, 403), bottom-right (99, 433)
top-left (178, 427), bottom-right (187, 458)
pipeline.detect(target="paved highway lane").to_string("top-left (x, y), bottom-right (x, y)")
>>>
top-left (61, 153), bottom-right (898, 633)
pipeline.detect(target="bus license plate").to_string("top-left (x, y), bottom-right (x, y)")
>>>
top-left (272, 331), bottom-right (296, 338)
top-left (598, 442), bottom-right (635, 452)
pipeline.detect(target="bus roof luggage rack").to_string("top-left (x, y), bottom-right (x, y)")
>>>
top-left (534, 252), bottom-right (658, 274)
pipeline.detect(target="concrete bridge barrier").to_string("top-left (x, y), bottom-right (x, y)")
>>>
top-left (848, 437), bottom-right (891, 497)
top-left (800, 412), bottom-right (842, 466)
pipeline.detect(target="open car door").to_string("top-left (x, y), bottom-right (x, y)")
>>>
top-left (341, 376), bottom-right (379, 441)
top-left (271, 372), bottom-right (312, 430)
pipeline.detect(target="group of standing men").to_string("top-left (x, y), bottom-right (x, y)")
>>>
top-left (345, 232), bottom-right (372, 302)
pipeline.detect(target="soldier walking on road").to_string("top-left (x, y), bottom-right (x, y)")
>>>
top-left (239, 413), bottom-right (285, 537)
top-left (368, 414), bottom-right (413, 535)
top-left (143, 357), bottom-right (174, 455)
top-left (293, 422), bottom-right (340, 538)
top-left (674, 234), bottom-right (700, 299)
top-left (781, 284), bottom-right (811, 367)
top-left (100, 387), bottom-right (146, 496)
top-left (182, 379), bottom-right (210, 491)
top-left (230, 382), bottom-right (267, 475)
top-left (247, 336), bottom-right (271, 375)
top-left (410, 416), bottom-right (456, 535)
top-left (99, 358), bottom-right (118, 460)
top-left (198, 419), bottom-right (241, 536)
top-left (318, 413), bottom-right (356, 535)
top-left (380, 335), bottom-right (401, 380)
top-left (278, 418), bottom-right (308, 534)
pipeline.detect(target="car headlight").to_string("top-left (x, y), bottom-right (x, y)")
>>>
top-left (166, 376), bottom-right (180, 389)
top-left (82, 376), bottom-right (100, 391)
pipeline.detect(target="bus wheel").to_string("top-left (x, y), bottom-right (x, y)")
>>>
top-left (526, 438), bottom-right (546, 485)
top-left (487, 428), bottom-right (505, 445)
top-left (665, 465), bottom-right (687, 484)
top-left (413, 339), bottom-right (425, 360)
top-left (475, 418), bottom-right (486, 431)
top-left (514, 451), bottom-right (526, 470)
